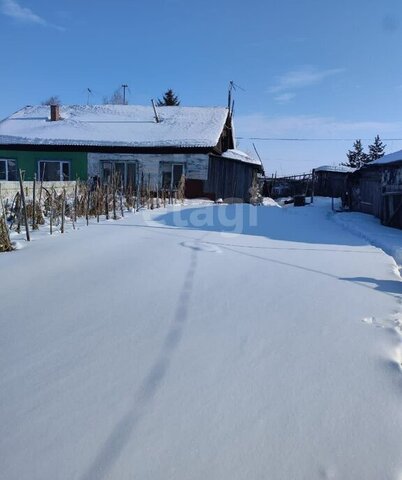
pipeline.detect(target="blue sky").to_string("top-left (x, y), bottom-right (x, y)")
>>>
top-left (1, 0), bottom-right (402, 175)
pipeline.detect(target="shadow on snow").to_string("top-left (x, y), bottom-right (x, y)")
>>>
top-left (154, 204), bottom-right (366, 246)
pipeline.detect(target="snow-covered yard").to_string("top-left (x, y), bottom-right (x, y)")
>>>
top-left (1, 199), bottom-right (402, 479)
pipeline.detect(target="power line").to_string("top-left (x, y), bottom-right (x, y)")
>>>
top-left (237, 137), bottom-right (402, 141)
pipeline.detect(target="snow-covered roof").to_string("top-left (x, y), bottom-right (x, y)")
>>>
top-left (370, 150), bottom-right (402, 166)
top-left (314, 165), bottom-right (354, 173)
top-left (0, 105), bottom-right (229, 149)
top-left (221, 148), bottom-right (262, 166)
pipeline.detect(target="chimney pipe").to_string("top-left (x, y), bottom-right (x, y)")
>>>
top-left (50, 104), bottom-right (60, 121)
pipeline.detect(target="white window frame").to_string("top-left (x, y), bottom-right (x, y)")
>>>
top-left (0, 159), bottom-right (9, 180)
top-left (0, 158), bottom-right (17, 181)
top-left (38, 160), bottom-right (71, 181)
top-left (101, 160), bottom-right (138, 186)
top-left (161, 163), bottom-right (185, 190)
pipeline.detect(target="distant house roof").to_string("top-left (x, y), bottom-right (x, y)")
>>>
top-left (221, 148), bottom-right (262, 166)
top-left (0, 104), bottom-right (230, 150)
top-left (314, 165), bottom-right (354, 173)
top-left (370, 150), bottom-right (402, 166)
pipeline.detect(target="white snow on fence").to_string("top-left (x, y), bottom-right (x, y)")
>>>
top-left (314, 164), bottom-right (354, 173)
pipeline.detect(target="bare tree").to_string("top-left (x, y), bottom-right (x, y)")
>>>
top-left (0, 187), bottom-right (13, 252)
top-left (41, 95), bottom-right (61, 105)
top-left (177, 174), bottom-right (186, 203)
top-left (249, 173), bottom-right (263, 205)
top-left (103, 86), bottom-right (128, 105)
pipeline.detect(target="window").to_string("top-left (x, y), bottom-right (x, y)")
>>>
top-left (101, 161), bottom-right (137, 188)
top-left (0, 159), bottom-right (17, 181)
top-left (161, 163), bottom-right (184, 190)
top-left (38, 161), bottom-right (70, 181)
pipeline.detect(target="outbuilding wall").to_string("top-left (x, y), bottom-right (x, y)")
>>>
top-left (204, 155), bottom-right (258, 202)
top-left (353, 169), bottom-right (382, 216)
top-left (349, 164), bottom-right (402, 229)
top-left (314, 171), bottom-right (348, 197)
top-left (381, 165), bottom-right (402, 228)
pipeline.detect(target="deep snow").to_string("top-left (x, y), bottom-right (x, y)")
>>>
top-left (1, 199), bottom-right (402, 480)
top-left (0, 105), bottom-right (229, 148)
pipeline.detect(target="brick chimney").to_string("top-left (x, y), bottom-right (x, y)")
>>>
top-left (50, 104), bottom-right (60, 121)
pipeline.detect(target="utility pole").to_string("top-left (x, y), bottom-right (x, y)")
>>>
top-left (122, 84), bottom-right (128, 104)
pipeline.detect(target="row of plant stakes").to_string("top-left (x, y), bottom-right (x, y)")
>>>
top-left (0, 171), bottom-right (186, 253)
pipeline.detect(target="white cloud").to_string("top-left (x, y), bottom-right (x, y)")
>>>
top-left (1, 0), bottom-right (64, 30)
top-left (273, 93), bottom-right (296, 104)
top-left (268, 66), bottom-right (344, 94)
top-left (1, 0), bottom-right (45, 24)
top-left (235, 113), bottom-right (402, 139)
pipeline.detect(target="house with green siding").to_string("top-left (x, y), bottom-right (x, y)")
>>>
top-left (0, 149), bottom-right (87, 182)
top-left (0, 104), bottom-right (262, 201)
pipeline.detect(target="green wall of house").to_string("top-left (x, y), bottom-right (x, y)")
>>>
top-left (0, 150), bottom-right (88, 180)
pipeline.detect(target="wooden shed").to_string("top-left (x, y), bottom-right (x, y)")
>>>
top-left (313, 165), bottom-right (353, 198)
top-left (204, 150), bottom-right (263, 202)
top-left (348, 150), bottom-right (402, 229)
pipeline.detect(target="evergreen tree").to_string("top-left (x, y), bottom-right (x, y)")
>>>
top-left (341, 139), bottom-right (369, 169)
top-left (368, 135), bottom-right (386, 162)
top-left (157, 89), bottom-right (180, 106)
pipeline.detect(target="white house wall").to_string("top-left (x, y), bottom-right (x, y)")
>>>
top-left (88, 153), bottom-right (209, 184)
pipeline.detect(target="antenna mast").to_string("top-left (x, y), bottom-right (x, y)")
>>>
top-left (87, 88), bottom-right (93, 105)
top-left (228, 81), bottom-right (234, 111)
top-left (227, 81), bottom-right (245, 115)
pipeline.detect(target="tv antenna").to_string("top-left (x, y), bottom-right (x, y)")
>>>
top-left (228, 80), bottom-right (245, 112)
top-left (86, 88), bottom-right (94, 105)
